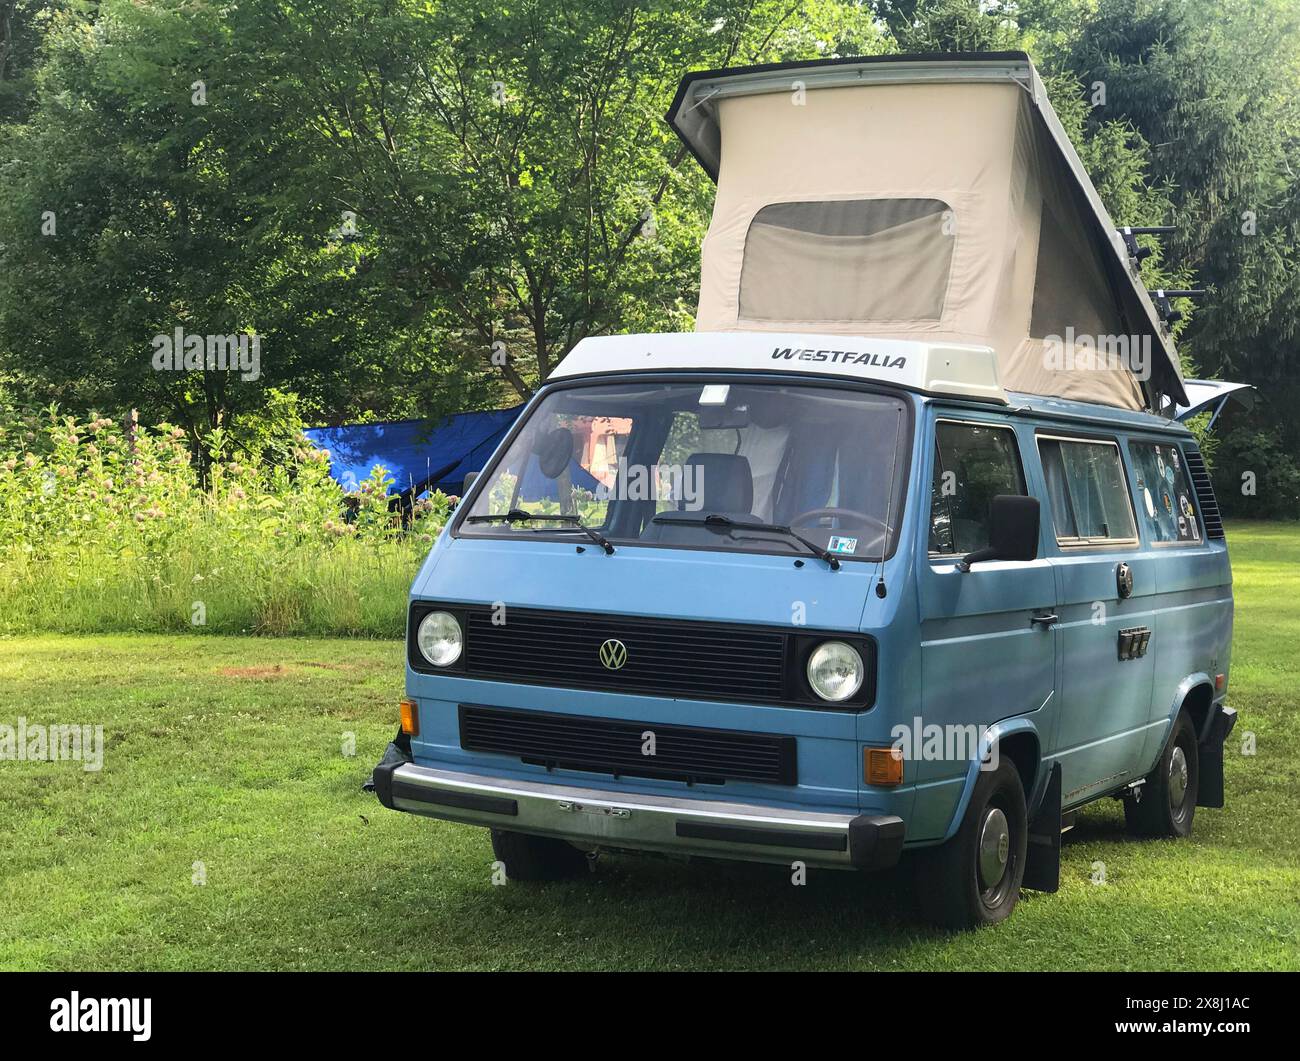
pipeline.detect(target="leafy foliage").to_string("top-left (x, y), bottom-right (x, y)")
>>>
top-left (1, 0), bottom-right (1299, 517)
top-left (0, 403), bottom-right (452, 634)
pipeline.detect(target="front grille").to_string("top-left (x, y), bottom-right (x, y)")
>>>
top-left (1183, 446), bottom-right (1225, 539)
top-left (463, 607), bottom-right (789, 703)
top-left (459, 704), bottom-right (797, 785)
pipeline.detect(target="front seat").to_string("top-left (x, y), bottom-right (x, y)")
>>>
top-left (640, 452), bottom-right (756, 542)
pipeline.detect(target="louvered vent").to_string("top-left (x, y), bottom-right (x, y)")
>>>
top-left (1183, 446), bottom-right (1224, 539)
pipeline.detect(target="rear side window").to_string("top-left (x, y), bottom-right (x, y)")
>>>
top-left (1130, 441), bottom-right (1202, 544)
top-left (739, 198), bottom-right (954, 323)
top-left (930, 421), bottom-right (1025, 555)
top-left (1038, 436), bottom-right (1137, 545)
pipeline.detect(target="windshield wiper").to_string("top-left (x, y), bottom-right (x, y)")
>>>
top-left (465, 509), bottom-right (615, 554)
top-left (651, 513), bottom-right (839, 570)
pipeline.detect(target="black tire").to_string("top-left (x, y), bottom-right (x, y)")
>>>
top-left (1124, 711), bottom-right (1198, 838)
top-left (489, 829), bottom-right (589, 881)
top-left (915, 759), bottom-right (1028, 929)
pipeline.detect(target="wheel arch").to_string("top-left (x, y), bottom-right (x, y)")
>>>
top-left (1144, 673), bottom-right (1216, 777)
top-left (941, 718), bottom-right (1042, 842)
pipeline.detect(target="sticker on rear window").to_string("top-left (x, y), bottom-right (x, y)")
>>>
top-left (828, 535), bottom-right (858, 554)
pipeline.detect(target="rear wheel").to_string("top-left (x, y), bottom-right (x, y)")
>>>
top-left (915, 759), bottom-right (1028, 929)
top-left (490, 829), bottom-right (589, 881)
top-left (1124, 711), bottom-right (1198, 838)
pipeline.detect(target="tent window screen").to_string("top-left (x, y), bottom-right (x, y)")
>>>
top-left (1038, 436), bottom-right (1137, 544)
top-left (738, 199), bottom-right (953, 322)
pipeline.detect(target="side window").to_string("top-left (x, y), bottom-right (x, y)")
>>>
top-left (1038, 436), bottom-right (1137, 545)
top-left (930, 422), bottom-right (1026, 555)
top-left (1130, 441), bottom-right (1203, 544)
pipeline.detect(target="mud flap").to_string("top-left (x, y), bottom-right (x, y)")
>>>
top-left (1196, 704), bottom-right (1237, 809)
top-left (1022, 763), bottom-right (1061, 893)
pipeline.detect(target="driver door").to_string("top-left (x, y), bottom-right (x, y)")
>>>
top-left (911, 415), bottom-right (1059, 837)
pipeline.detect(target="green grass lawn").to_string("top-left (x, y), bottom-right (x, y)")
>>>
top-left (2, 522), bottom-right (1298, 970)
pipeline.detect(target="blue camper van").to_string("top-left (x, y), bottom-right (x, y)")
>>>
top-left (370, 54), bottom-right (1244, 927)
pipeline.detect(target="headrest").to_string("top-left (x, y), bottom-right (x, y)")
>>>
top-left (685, 452), bottom-right (753, 515)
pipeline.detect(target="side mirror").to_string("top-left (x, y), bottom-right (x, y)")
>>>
top-left (957, 495), bottom-right (1039, 572)
top-left (461, 470), bottom-right (480, 495)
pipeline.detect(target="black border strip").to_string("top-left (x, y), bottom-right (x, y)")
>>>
top-left (390, 778), bottom-right (519, 817)
top-left (675, 821), bottom-right (846, 852)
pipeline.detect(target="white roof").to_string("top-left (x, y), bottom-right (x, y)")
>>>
top-left (549, 331), bottom-right (1007, 403)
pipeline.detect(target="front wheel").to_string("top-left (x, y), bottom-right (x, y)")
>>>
top-left (489, 829), bottom-right (589, 881)
top-left (1124, 711), bottom-right (1198, 838)
top-left (915, 759), bottom-right (1028, 929)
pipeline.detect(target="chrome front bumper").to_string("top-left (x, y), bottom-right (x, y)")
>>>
top-left (373, 753), bottom-right (904, 870)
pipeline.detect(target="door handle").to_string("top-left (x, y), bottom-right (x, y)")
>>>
top-left (1030, 613), bottom-right (1059, 628)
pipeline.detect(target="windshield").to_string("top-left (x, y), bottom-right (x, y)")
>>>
top-left (457, 379), bottom-right (910, 561)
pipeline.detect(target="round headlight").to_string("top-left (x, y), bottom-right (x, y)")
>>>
top-left (417, 611), bottom-right (463, 667)
top-left (806, 641), bottom-right (864, 702)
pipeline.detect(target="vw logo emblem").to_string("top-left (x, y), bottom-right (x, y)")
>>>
top-left (599, 638), bottom-right (628, 670)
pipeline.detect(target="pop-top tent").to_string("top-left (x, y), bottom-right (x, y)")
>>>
top-left (666, 52), bottom-right (1189, 413)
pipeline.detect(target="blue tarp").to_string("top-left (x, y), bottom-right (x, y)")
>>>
top-left (305, 406), bottom-right (523, 497)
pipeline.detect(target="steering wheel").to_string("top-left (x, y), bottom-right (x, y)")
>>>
top-left (790, 507), bottom-right (889, 538)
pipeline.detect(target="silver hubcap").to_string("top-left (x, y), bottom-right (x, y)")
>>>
top-left (1169, 746), bottom-right (1189, 812)
top-left (978, 807), bottom-right (1010, 891)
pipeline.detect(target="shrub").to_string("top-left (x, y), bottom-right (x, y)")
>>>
top-left (0, 406), bottom-right (450, 636)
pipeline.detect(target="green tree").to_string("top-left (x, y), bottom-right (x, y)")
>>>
top-left (0, 0), bottom-right (460, 452)
top-left (1066, 0), bottom-right (1300, 515)
top-left (255, 0), bottom-right (882, 401)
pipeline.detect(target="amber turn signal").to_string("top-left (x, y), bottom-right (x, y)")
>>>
top-left (399, 698), bottom-right (419, 737)
top-left (865, 745), bottom-right (903, 786)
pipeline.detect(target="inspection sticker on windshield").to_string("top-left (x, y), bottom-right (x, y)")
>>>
top-left (828, 536), bottom-right (858, 554)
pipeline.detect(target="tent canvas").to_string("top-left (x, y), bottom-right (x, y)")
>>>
top-left (666, 52), bottom-right (1188, 412)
